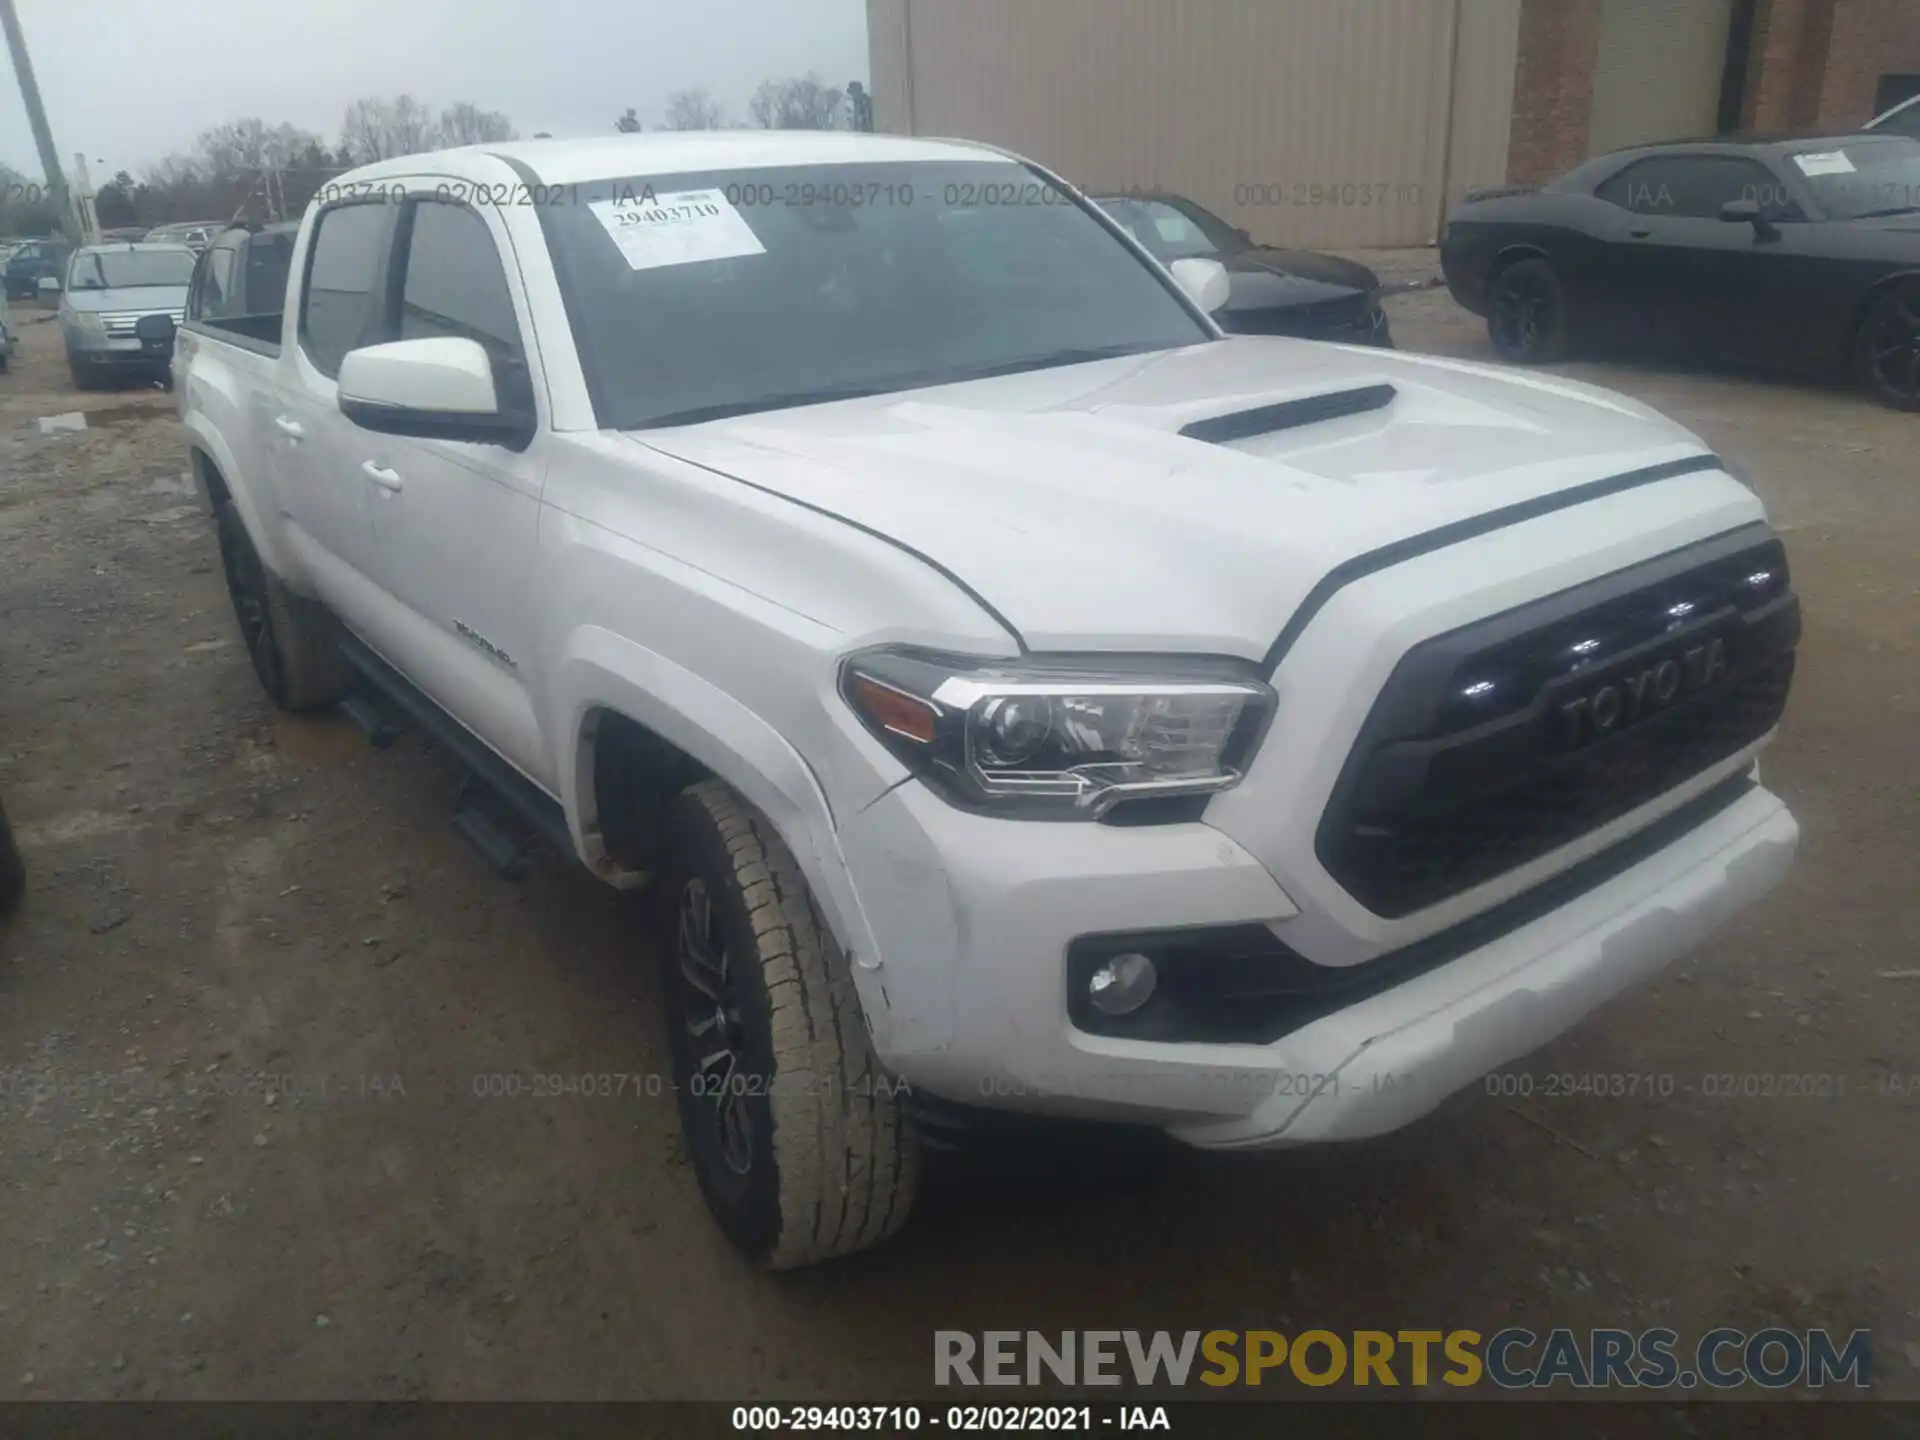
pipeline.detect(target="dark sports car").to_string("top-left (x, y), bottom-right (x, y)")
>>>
top-left (1092, 192), bottom-right (1396, 346)
top-left (1441, 132), bottom-right (1920, 408)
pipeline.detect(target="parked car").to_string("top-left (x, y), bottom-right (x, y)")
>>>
top-left (1866, 94), bottom-right (1920, 138)
top-left (59, 243), bottom-right (195, 390)
top-left (1441, 131), bottom-right (1920, 408)
top-left (0, 284), bottom-right (14, 372)
top-left (143, 221), bottom-right (222, 252)
top-left (1092, 191), bottom-right (1395, 343)
top-left (172, 132), bottom-right (1800, 1268)
top-left (5, 236), bottom-right (72, 300)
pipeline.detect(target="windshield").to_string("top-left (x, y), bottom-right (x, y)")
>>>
top-left (70, 249), bottom-right (197, 289)
top-left (1791, 138), bottom-right (1920, 219)
top-left (537, 160), bottom-right (1211, 429)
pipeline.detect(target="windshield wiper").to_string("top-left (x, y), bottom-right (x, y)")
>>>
top-left (636, 382), bottom-right (895, 428)
top-left (908, 341), bottom-right (1180, 387)
top-left (1850, 205), bottom-right (1920, 219)
top-left (632, 343), bottom-right (1179, 428)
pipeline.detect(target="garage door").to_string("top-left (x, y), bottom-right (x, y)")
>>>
top-left (1589, 0), bottom-right (1736, 155)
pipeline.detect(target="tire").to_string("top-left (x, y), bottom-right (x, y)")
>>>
top-left (0, 797), bottom-right (24, 917)
top-left (69, 360), bottom-right (101, 392)
top-left (661, 779), bottom-right (918, 1268)
top-left (1853, 283), bottom-right (1920, 411)
top-left (213, 501), bottom-right (353, 711)
top-left (1486, 256), bottom-right (1571, 364)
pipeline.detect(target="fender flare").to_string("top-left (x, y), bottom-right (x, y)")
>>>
top-left (184, 415), bottom-right (296, 583)
top-left (552, 627), bottom-right (893, 1045)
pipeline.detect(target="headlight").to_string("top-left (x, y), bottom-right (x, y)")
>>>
top-left (840, 648), bottom-right (1275, 819)
top-left (70, 311), bottom-right (105, 333)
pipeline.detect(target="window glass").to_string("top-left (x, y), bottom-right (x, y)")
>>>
top-left (1595, 156), bottom-right (1787, 219)
top-left (192, 246), bottom-right (236, 320)
top-left (1786, 137), bottom-right (1920, 219)
top-left (399, 203), bottom-right (522, 354)
top-left (300, 203), bottom-right (388, 377)
top-left (1095, 199), bottom-right (1221, 261)
top-left (242, 233), bottom-right (294, 316)
top-left (535, 161), bottom-right (1207, 430)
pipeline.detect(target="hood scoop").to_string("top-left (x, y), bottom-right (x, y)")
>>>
top-left (1177, 382), bottom-right (1397, 445)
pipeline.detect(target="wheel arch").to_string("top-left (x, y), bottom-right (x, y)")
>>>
top-left (1847, 268), bottom-right (1920, 339)
top-left (185, 425), bottom-right (292, 579)
top-left (557, 628), bottom-right (892, 1043)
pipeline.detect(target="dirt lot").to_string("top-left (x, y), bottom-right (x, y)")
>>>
top-left (0, 271), bottom-right (1915, 1404)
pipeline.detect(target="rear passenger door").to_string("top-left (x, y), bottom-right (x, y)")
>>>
top-left (339, 193), bottom-right (551, 787)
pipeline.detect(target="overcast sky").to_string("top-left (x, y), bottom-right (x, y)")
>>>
top-left (0, 0), bottom-right (870, 181)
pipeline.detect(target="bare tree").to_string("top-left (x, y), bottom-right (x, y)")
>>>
top-left (440, 101), bottom-right (518, 147)
top-left (748, 74), bottom-right (844, 130)
top-left (339, 94), bottom-right (441, 162)
top-left (662, 89), bottom-right (724, 131)
top-left (615, 107), bottom-right (643, 133)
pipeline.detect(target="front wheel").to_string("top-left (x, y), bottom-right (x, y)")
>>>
top-left (1486, 257), bottom-right (1572, 363)
top-left (660, 780), bottom-right (918, 1268)
top-left (1854, 283), bottom-right (1920, 410)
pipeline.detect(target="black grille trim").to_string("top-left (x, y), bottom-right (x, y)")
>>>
top-left (1261, 453), bottom-right (1726, 673)
top-left (1316, 525), bottom-right (1797, 918)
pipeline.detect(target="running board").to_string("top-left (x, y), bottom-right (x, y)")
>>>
top-left (334, 633), bottom-right (573, 869)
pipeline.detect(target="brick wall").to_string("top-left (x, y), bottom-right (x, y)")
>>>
top-left (1816, 0), bottom-right (1920, 125)
top-left (1745, 0), bottom-right (1920, 130)
top-left (1507, 0), bottom-right (1603, 184)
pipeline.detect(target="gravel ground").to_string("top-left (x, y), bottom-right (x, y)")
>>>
top-left (0, 277), bottom-right (1915, 1402)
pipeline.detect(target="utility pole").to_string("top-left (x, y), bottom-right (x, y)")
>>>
top-left (0, 0), bottom-right (72, 240)
top-left (71, 151), bottom-right (99, 242)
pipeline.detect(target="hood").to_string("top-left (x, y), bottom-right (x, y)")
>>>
top-left (64, 285), bottom-right (189, 314)
top-left (630, 338), bottom-right (1716, 655)
top-left (1217, 247), bottom-right (1379, 316)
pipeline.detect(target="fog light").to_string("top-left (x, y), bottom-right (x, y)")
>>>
top-left (1087, 952), bottom-right (1157, 1016)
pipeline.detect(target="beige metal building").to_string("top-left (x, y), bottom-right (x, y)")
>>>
top-left (866, 0), bottom-right (1916, 250)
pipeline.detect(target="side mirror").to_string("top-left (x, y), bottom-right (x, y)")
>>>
top-left (337, 336), bottom-right (531, 445)
top-left (1719, 198), bottom-right (1780, 239)
top-left (1169, 256), bottom-right (1232, 315)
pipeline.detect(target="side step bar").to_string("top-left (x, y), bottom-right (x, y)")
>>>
top-left (334, 632), bottom-right (574, 869)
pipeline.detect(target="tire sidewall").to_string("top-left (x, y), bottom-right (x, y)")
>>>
top-left (1856, 286), bottom-right (1920, 411)
top-left (214, 503), bottom-right (287, 706)
top-left (1488, 258), bottom-right (1567, 363)
top-left (660, 791), bottom-right (786, 1260)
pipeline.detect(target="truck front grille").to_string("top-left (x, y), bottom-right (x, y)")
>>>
top-left (1316, 528), bottom-right (1799, 918)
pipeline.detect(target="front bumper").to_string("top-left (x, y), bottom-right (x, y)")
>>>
top-left (841, 776), bottom-right (1795, 1148)
top-left (68, 335), bottom-right (171, 368)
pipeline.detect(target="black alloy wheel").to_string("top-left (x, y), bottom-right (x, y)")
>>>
top-left (1857, 284), bottom-right (1920, 410)
top-left (1487, 257), bottom-right (1570, 363)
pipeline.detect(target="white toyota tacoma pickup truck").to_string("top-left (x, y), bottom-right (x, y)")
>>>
top-left (170, 133), bottom-right (1801, 1268)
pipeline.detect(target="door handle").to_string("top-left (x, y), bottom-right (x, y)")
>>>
top-left (272, 415), bottom-right (304, 439)
top-left (361, 460), bottom-right (404, 493)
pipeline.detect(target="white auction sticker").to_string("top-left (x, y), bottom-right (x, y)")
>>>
top-left (1793, 150), bottom-right (1856, 177)
top-left (589, 187), bottom-right (768, 270)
